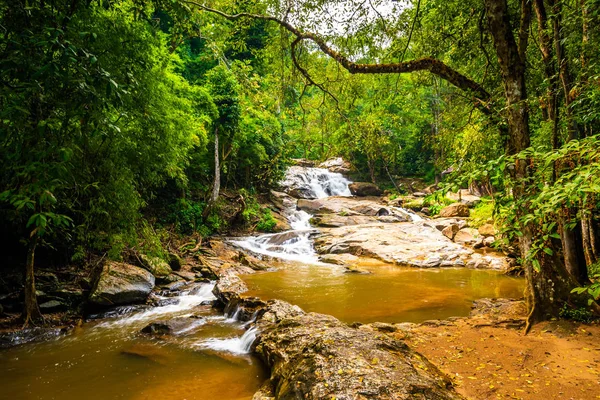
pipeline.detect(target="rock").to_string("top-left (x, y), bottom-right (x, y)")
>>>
top-left (141, 317), bottom-right (205, 336)
top-left (212, 273), bottom-right (248, 306)
top-left (88, 262), bottom-right (155, 307)
top-left (453, 228), bottom-right (481, 245)
top-left (139, 255), bottom-right (172, 279)
top-left (344, 265), bottom-right (371, 274)
top-left (291, 158), bottom-right (315, 167)
top-left (427, 218), bottom-right (468, 231)
top-left (370, 322), bottom-right (397, 332)
top-left (348, 182), bottom-right (383, 197)
top-left (253, 303), bottom-right (463, 400)
top-left (167, 253), bottom-right (183, 271)
top-left (87, 304), bottom-right (151, 319)
top-left (0, 327), bottom-right (72, 349)
top-left (311, 214), bottom-right (376, 227)
top-left (473, 238), bottom-right (485, 249)
top-left (478, 223), bottom-right (496, 237)
top-left (441, 224), bottom-right (459, 240)
top-left (446, 189), bottom-right (481, 207)
top-left (483, 236), bottom-right (495, 247)
top-left (121, 343), bottom-right (171, 364)
top-left (318, 157), bottom-right (353, 174)
top-left (420, 207), bottom-right (431, 216)
top-left (412, 192), bottom-right (427, 197)
top-left (439, 203), bottom-right (470, 218)
top-left (314, 222), bottom-right (472, 268)
top-left (39, 300), bottom-right (66, 313)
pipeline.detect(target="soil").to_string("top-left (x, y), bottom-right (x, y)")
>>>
top-left (401, 310), bottom-right (600, 400)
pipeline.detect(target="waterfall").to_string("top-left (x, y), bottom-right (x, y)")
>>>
top-left (281, 166), bottom-right (352, 199)
top-left (197, 326), bottom-right (258, 355)
top-left (232, 166), bottom-right (352, 263)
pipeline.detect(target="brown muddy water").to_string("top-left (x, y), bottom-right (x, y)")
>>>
top-left (243, 260), bottom-right (525, 324)
top-left (0, 285), bottom-right (266, 400)
top-left (0, 263), bottom-right (524, 400)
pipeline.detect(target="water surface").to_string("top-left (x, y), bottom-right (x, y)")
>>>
top-left (243, 261), bottom-right (524, 324)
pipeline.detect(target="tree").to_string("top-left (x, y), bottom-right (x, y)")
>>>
top-left (185, 0), bottom-right (600, 326)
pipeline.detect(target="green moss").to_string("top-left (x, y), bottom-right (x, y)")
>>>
top-left (469, 198), bottom-right (494, 228)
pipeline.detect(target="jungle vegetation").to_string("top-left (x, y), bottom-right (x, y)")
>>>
top-left (1, 0), bottom-right (600, 327)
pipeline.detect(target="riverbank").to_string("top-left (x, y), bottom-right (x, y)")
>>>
top-left (401, 301), bottom-right (600, 400)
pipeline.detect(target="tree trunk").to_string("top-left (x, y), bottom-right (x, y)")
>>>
top-left (23, 234), bottom-right (42, 326)
top-left (203, 127), bottom-right (220, 218)
top-left (210, 126), bottom-right (220, 202)
top-left (484, 0), bottom-right (579, 325)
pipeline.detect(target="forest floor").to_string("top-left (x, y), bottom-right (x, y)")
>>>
top-left (402, 309), bottom-right (600, 400)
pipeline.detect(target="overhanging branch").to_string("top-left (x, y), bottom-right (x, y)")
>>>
top-left (183, 1), bottom-right (493, 113)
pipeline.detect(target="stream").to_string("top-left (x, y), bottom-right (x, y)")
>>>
top-left (0, 166), bottom-right (524, 400)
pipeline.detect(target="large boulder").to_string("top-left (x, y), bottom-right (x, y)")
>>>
top-left (139, 255), bottom-right (172, 279)
top-left (349, 182), bottom-right (383, 197)
top-left (314, 222), bottom-right (472, 268)
top-left (252, 302), bottom-right (464, 400)
top-left (439, 203), bottom-right (470, 218)
top-left (89, 262), bottom-right (155, 306)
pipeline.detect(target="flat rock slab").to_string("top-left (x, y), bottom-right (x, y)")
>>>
top-left (252, 302), bottom-right (464, 400)
top-left (314, 222), bottom-right (473, 268)
top-left (89, 262), bottom-right (155, 306)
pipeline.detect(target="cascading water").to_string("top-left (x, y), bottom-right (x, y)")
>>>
top-left (281, 166), bottom-right (352, 199)
top-left (232, 166), bottom-right (352, 263)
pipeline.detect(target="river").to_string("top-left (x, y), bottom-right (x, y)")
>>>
top-left (0, 166), bottom-right (524, 399)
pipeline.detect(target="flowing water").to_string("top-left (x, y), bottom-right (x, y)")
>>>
top-left (0, 165), bottom-right (525, 399)
top-left (0, 284), bottom-right (267, 400)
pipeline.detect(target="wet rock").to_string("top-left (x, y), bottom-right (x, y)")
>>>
top-left (87, 304), bottom-right (150, 319)
top-left (0, 326), bottom-right (72, 348)
top-left (121, 343), bottom-right (171, 364)
top-left (168, 253), bottom-right (183, 271)
top-left (473, 238), bottom-right (485, 249)
top-left (141, 317), bottom-right (205, 336)
top-left (454, 228), bottom-right (481, 245)
top-left (478, 223), bottom-right (496, 237)
top-left (139, 255), bottom-right (172, 279)
top-left (88, 262), bottom-right (155, 307)
top-left (349, 182), bottom-right (383, 196)
top-left (318, 157), bottom-right (353, 174)
top-left (39, 300), bottom-right (66, 313)
top-left (253, 304), bottom-right (463, 400)
top-left (439, 203), bottom-right (470, 218)
top-left (212, 273), bottom-right (248, 306)
top-left (421, 207), bottom-right (431, 216)
top-left (441, 224), bottom-right (459, 240)
top-left (344, 265), bottom-right (371, 274)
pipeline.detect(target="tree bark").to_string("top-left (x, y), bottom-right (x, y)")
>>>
top-left (204, 127), bottom-right (220, 218)
top-left (484, 0), bottom-right (578, 325)
top-left (211, 126), bottom-right (220, 202)
top-left (23, 234), bottom-right (42, 326)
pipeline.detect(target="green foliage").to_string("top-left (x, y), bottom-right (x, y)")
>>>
top-left (559, 303), bottom-right (598, 323)
top-left (469, 199), bottom-right (495, 229)
top-left (256, 208), bottom-right (277, 232)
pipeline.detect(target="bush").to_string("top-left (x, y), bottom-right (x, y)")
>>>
top-left (469, 198), bottom-right (495, 228)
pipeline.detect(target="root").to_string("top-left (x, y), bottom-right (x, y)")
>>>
top-left (523, 302), bottom-right (536, 335)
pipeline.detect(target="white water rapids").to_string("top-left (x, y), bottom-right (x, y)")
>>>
top-left (232, 167), bottom-right (353, 263)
